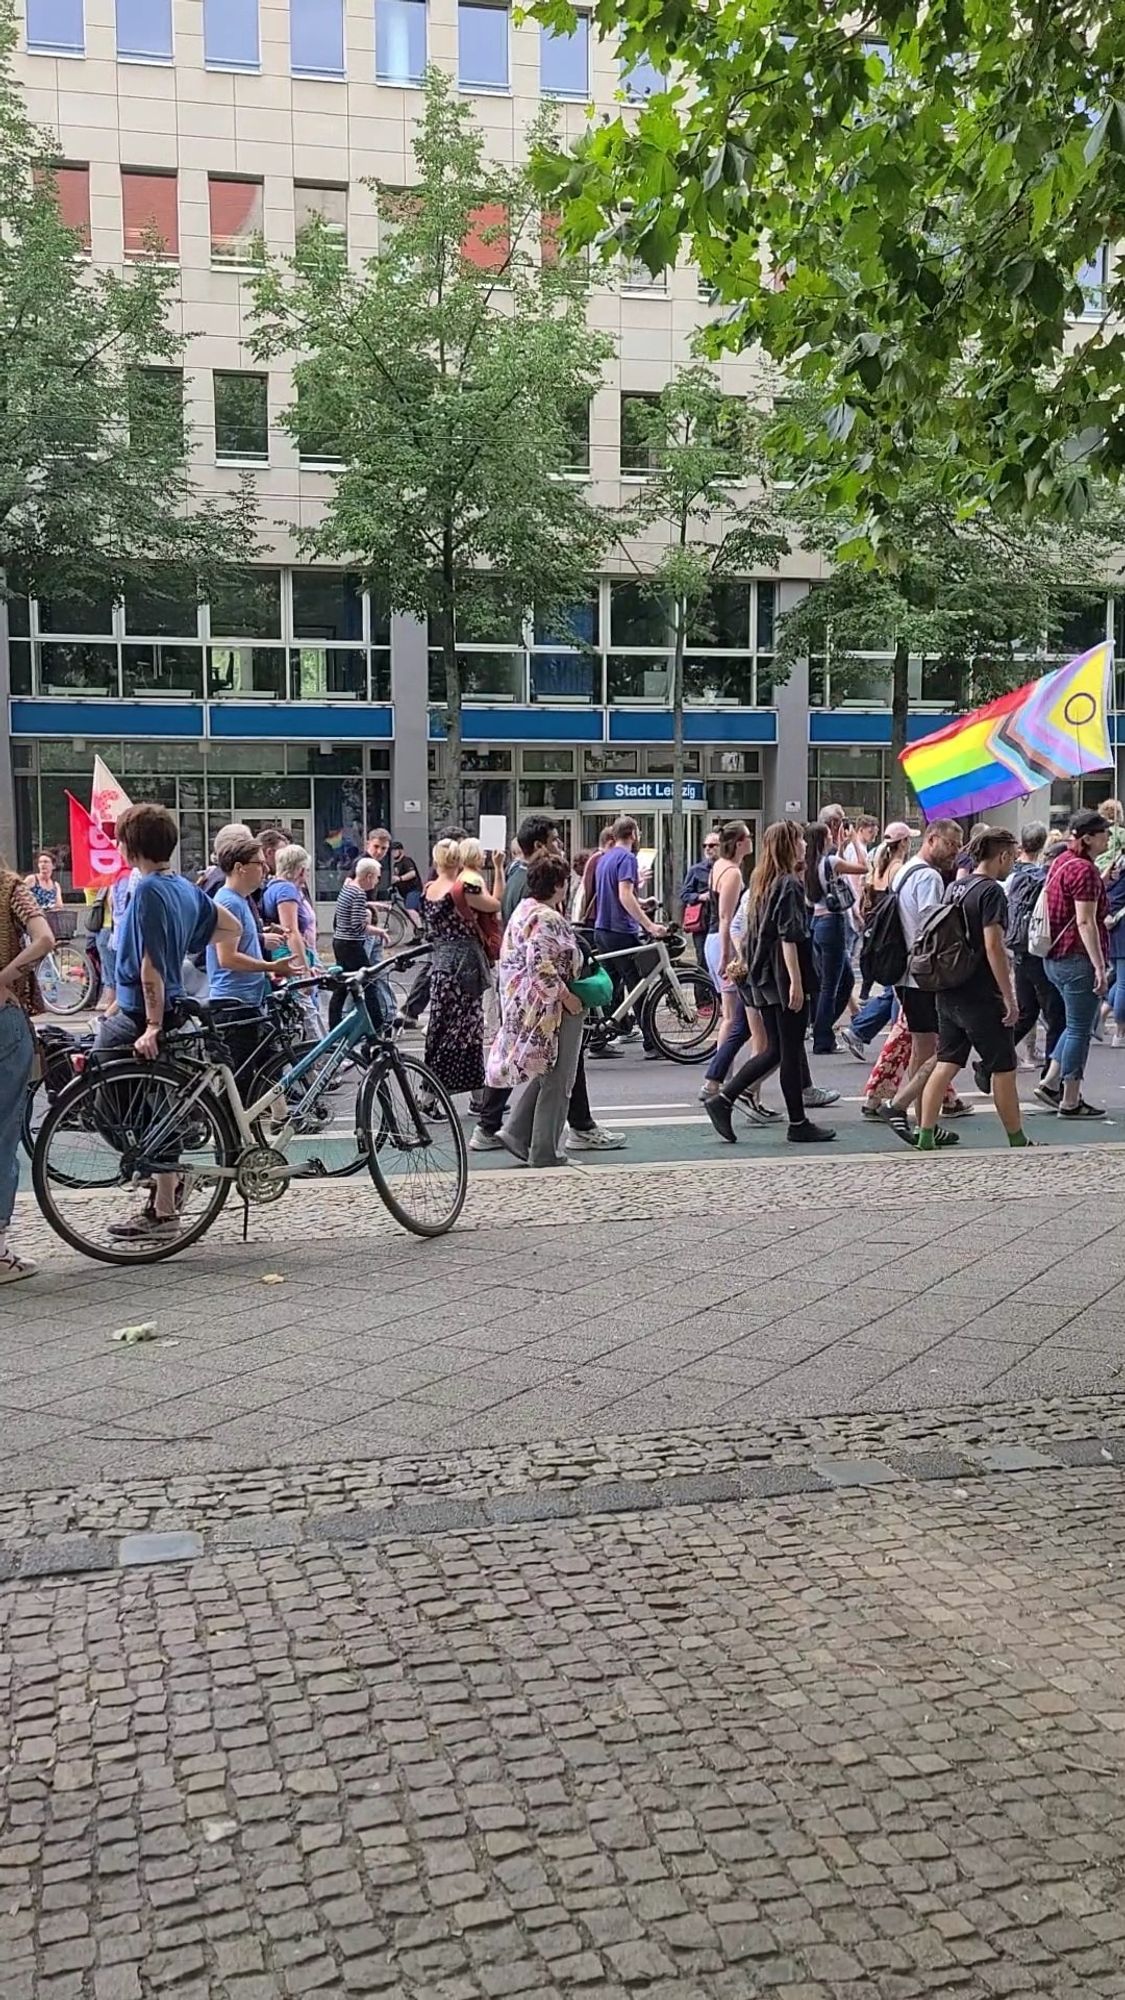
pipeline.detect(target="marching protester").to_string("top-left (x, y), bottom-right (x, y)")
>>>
top-left (914, 826), bottom-right (1033, 1149)
top-left (593, 817), bottom-right (668, 1056)
top-left (703, 819), bottom-right (837, 1146)
top-left (874, 817), bottom-right (963, 1144)
top-left (486, 853), bottom-right (588, 1167)
top-left (1036, 808), bottom-right (1111, 1116)
top-left (421, 836), bottom-right (501, 1100)
top-left (0, 860), bottom-right (54, 1279)
top-left (704, 819), bottom-right (753, 1057)
top-left (1000, 821), bottom-right (1062, 1075)
top-left (330, 856), bottom-right (389, 1031)
top-left (805, 819), bottom-right (867, 1056)
top-left (680, 829), bottom-right (720, 968)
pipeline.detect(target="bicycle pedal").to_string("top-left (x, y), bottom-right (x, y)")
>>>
top-left (290, 1159), bottom-right (327, 1179)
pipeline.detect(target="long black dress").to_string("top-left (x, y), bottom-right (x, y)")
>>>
top-left (423, 892), bottom-right (486, 1095)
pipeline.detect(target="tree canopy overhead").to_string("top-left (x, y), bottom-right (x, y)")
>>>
top-left (530, 0), bottom-right (1125, 546)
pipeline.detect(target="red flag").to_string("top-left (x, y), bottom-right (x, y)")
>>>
top-left (67, 792), bottom-right (123, 891)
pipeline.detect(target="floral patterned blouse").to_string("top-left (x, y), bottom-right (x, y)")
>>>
top-left (486, 897), bottom-right (581, 1089)
top-left (1, 876), bottom-right (45, 1015)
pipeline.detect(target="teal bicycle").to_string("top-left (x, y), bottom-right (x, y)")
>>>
top-left (31, 964), bottom-right (468, 1265)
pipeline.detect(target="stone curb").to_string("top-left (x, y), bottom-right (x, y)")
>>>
top-left (3, 1437), bottom-right (1124, 1583)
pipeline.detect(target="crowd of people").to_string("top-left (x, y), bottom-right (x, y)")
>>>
top-left (3, 790), bottom-right (1122, 1278)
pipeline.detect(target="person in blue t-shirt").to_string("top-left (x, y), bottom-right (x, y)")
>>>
top-left (94, 802), bottom-right (236, 1244)
top-left (207, 830), bottom-right (292, 1109)
top-left (592, 816), bottom-right (668, 1056)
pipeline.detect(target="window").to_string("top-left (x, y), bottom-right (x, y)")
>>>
top-left (462, 202), bottom-right (509, 273)
top-left (128, 369), bottom-right (184, 456)
top-left (34, 163), bottom-right (90, 251)
top-left (560, 398), bottom-right (590, 473)
top-left (291, 0), bottom-right (345, 77)
top-left (620, 54), bottom-right (663, 100)
top-left (375, 0), bottom-right (425, 82)
top-left (620, 391), bottom-right (661, 474)
top-left (26, 0), bottom-right (84, 54)
top-left (541, 17), bottom-right (587, 97)
top-left (610, 580), bottom-right (667, 647)
top-left (297, 386), bottom-right (345, 465)
top-left (209, 568), bottom-right (282, 640)
top-left (621, 253), bottom-right (665, 291)
top-left (292, 571), bottom-right (363, 641)
top-left (214, 373), bottom-right (269, 462)
top-left (294, 182), bottom-right (348, 253)
top-left (1078, 245), bottom-right (1108, 315)
top-left (458, 1), bottom-right (508, 90)
top-left (209, 177), bottom-right (264, 265)
top-left (204, 0), bottom-right (259, 69)
top-left (124, 574), bottom-right (200, 637)
top-left (121, 169), bottom-right (178, 259)
top-left (116, 0), bottom-right (171, 59)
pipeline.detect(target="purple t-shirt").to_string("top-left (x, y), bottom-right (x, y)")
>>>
top-left (595, 846), bottom-right (641, 937)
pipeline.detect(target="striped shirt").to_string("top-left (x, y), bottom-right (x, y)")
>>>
top-left (333, 880), bottom-right (369, 943)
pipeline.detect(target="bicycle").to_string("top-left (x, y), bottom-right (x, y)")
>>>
top-left (578, 925), bottom-right (721, 1063)
top-left (372, 888), bottom-right (423, 951)
top-left (31, 963), bottom-right (468, 1265)
top-left (38, 910), bottom-right (102, 1016)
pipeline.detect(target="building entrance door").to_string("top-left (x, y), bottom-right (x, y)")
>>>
top-left (239, 810), bottom-right (313, 857)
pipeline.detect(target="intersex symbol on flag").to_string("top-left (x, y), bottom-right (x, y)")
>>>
top-left (67, 793), bottom-right (123, 891)
top-left (90, 754), bottom-right (132, 828)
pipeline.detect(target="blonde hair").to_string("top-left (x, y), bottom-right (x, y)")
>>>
top-left (432, 838), bottom-right (461, 875)
top-left (458, 838), bottom-right (485, 872)
top-left (275, 843), bottom-right (311, 881)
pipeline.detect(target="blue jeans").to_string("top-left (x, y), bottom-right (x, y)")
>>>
top-left (851, 987), bottom-right (895, 1043)
top-left (1044, 955), bottom-right (1100, 1081)
top-left (706, 1003), bottom-right (751, 1083)
top-left (811, 912), bottom-right (853, 1054)
top-left (1110, 958), bottom-right (1125, 1029)
top-left (0, 1006), bottom-right (33, 1230)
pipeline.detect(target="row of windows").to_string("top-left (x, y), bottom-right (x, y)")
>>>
top-left (26, 0), bottom-right (660, 99)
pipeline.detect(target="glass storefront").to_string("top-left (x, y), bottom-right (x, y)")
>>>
top-left (15, 740), bottom-right (391, 897)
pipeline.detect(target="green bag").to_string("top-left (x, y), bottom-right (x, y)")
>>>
top-left (569, 965), bottom-right (614, 1010)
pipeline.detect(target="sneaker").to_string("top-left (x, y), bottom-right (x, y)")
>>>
top-left (972, 1060), bottom-right (990, 1095)
top-left (699, 1081), bottom-right (720, 1102)
top-left (787, 1120), bottom-right (837, 1144)
top-left (704, 1095), bottom-right (737, 1144)
top-left (1034, 1081), bottom-right (1062, 1108)
top-left (876, 1103), bottom-right (915, 1147)
top-left (0, 1253), bottom-right (35, 1284)
top-left (838, 1026), bottom-right (867, 1062)
top-left (619, 1026), bottom-right (641, 1044)
top-left (469, 1126), bottom-right (504, 1152)
top-left (860, 1098), bottom-right (884, 1120)
top-left (107, 1210), bottom-right (181, 1242)
top-left (803, 1084), bottom-right (840, 1108)
top-left (1058, 1098), bottom-right (1107, 1118)
top-left (941, 1096), bottom-right (974, 1118)
top-left (642, 1046), bottom-right (662, 1061)
top-left (565, 1125), bottom-right (627, 1151)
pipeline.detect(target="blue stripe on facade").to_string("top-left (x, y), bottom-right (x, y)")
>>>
top-left (10, 699), bottom-right (205, 738)
top-left (430, 708), bottom-right (605, 743)
top-left (607, 710), bottom-right (778, 745)
top-left (208, 703), bottom-right (394, 740)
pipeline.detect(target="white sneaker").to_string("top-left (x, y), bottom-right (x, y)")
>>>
top-left (468, 1126), bottom-right (504, 1152)
top-left (0, 1254), bottom-right (35, 1284)
top-left (565, 1125), bottom-right (627, 1151)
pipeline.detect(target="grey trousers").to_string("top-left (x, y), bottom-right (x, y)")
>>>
top-left (502, 1008), bottom-right (585, 1166)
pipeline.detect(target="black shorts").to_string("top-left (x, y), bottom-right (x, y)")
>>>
top-left (896, 986), bottom-right (938, 1036)
top-left (935, 988), bottom-right (1017, 1075)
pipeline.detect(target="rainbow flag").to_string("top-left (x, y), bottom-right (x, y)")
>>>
top-left (901, 642), bottom-right (1114, 822)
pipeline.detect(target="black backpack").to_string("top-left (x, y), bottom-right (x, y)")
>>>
top-left (859, 887), bottom-right (908, 989)
top-left (1005, 865), bottom-right (1046, 954)
top-left (908, 880), bottom-right (986, 992)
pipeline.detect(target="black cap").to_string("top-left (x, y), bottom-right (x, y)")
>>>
top-left (1069, 808), bottom-right (1110, 838)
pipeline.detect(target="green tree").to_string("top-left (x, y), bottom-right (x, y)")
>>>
top-left (529, 1), bottom-right (1125, 544)
top-left (617, 367), bottom-right (785, 894)
top-left (0, 11), bottom-right (254, 609)
top-left (250, 68), bottom-right (615, 827)
top-left (771, 448), bottom-right (1115, 817)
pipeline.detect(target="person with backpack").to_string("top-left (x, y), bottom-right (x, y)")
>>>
top-left (839, 821), bottom-right (915, 1058)
top-left (1034, 808), bottom-right (1111, 1116)
top-left (912, 826), bottom-right (1032, 1150)
top-left (1000, 821), bottom-right (1063, 1079)
top-left (873, 817), bottom-right (963, 1145)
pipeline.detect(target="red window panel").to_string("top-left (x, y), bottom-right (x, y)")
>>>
top-left (208, 177), bottom-right (264, 262)
top-left (34, 163), bottom-right (91, 250)
top-left (540, 209), bottom-right (560, 268)
top-left (462, 202), bottom-right (509, 272)
top-left (121, 169), bottom-right (179, 259)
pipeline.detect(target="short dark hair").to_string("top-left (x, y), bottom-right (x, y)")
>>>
top-left (116, 802), bottom-right (179, 866)
top-left (1019, 819), bottom-right (1048, 856)
top-left (215, 831), bottom-right (264, 874)
top-left (526, 854), bottom-right (571, 902)
top-left (258, 826), bottom-right (288, 857)
top-left (611, 816), bottom-right (639, 843)
top-left (968, 826), bottom-right (1017, 865)
top-left (516, 813), bottom-right (556, 859)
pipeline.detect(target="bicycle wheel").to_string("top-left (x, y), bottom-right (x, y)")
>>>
top-left (382, 903), bottom-right (411, 950)
top-left (644, 969), bottom-right (722, 1063)
top-left (38, 944), bottom-right (97, 1016)
top-left (264, 1038), bottom-right (371, 1180)
top-left (359, 1052), bottom-right (467, 1237)
top-left (32, 1059), bottom-right (237, 1266)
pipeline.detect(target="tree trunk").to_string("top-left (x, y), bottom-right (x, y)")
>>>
top-left (887, 636), bottom-right (911, 821)
top-left (432, 521), bottom-right (462, 834)
top-left (670, 602), bottom-right (686, 917)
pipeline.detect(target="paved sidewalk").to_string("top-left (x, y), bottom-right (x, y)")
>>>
top-left (3, 1149), bottom-right (1125, 1491)
top-left (5, 1464), bottom-right (1125, 1999)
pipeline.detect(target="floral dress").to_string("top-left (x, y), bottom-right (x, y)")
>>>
top-left (423, 890), bottom-right (487, 1095)
top-left (486, 899), bottom-right (581, 1089)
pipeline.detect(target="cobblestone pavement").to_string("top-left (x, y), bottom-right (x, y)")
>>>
top-left (4, 1149), bottom-right (1125, 1492)
top-left (5, 1467), bottom-right (1125, 1999)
